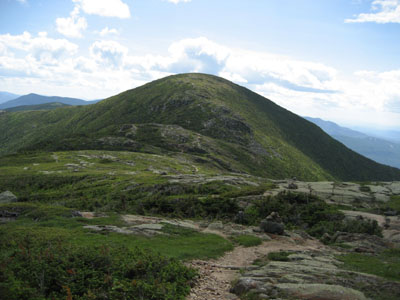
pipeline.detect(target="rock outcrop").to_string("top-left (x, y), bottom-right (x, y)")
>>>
top-left (0, 191), bottom-right (17, 203)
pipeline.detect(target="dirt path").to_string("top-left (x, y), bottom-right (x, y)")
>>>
top-left (186, 235), bottom-right (327, 300)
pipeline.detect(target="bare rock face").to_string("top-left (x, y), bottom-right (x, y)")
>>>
top-left (276, 283), bottom-right (367, 300)
top-left (331, 232), bottom-right (390, 254)
top-left (232, 250), bottom-right (400, 300)
top-left (0, 191), bottom-right (17, 203)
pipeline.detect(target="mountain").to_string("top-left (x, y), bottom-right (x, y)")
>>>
top-left (304, 117), bottom-right (368, 139)
top-left (353, 127), bottom-right (400, 144)
top-left (0, 91), bottom-right (20, 104)
top-left (1, 73), bottom-right (400, 181)
top-left (304, 117), bottom-right (400, 169)
top-left (0, 93), bottom-right (99, 109)
top-left (4, 102), bottom-right (71, 112)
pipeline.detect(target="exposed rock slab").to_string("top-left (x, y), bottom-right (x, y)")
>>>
top-left (0, 191), bottom-right (17, 203)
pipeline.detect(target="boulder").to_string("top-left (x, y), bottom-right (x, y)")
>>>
top-left (260, 220), bottom-right (284, 235)
top-left (266, 211), bottom-right (282, 223)
top-left (230, 278), bottom-right (261, 295)
top-left (0, 191), bottom-right (17, 203)
top-left (207, 221), bottom-right (224, 230)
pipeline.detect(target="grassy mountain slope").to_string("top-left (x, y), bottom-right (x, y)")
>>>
top-left (306, 117), bottom-right (400, 169)
top-left (0, 93), bottom-right (99, 109)
top-left (4, 102), bottom-right (71, 112)
top-left (1, 73), bottom-right (400, 181)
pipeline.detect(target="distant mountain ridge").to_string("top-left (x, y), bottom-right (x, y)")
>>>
top-left (0, 91), bottom-right (20, 104)
top-left (1, 73), bottom-right (400, 181)
top-left (0, 93), bottom-right (99, 109)
top-left (305, 117), bottom-right (400, 169)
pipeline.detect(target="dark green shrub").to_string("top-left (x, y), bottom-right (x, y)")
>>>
top-left (0, 235), bottom-right (196, 300)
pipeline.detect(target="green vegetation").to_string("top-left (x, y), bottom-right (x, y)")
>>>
top-left (0, 235), bottom-right (196, 300)
top-left (1, 74), bottom-right (398, 299)
top-left (239, 191), bottom-right (382, 238)
top-left (0, 202), bottom-right (233, 261)
top-left (231, 235), bottom-right (262, 247)
top-left (251, 251), bottom-right (291, 267)
top-left (267, 251), bottom-right (291, 262)
top-left (1, 73), bottom-right (399, 181)
top-left (0, 201), bottom-right (234, 299)
top-left (4, 102), bottom-right (70, 112)
top-left (386, 195), bottom-right (400, 212)
top-left (337, 249), bottom-right (400, 282)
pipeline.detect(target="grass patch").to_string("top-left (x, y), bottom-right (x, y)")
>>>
top-left (0, 203), bottom-right (233, 261)
top-left (387, 195), bottom-right (400, 212)
top-left (337, 249), bottom-right (400, 281)
top-left (267, 251), bottom-right (291, 262)
top-left (231, 235), bottom-right (262, 247)
top-left (331, 242), bottom-right (353, 249)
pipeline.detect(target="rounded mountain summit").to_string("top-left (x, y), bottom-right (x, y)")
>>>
top-left (1, 73), bottom-right (399, 181)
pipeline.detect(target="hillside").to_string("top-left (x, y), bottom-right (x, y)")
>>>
top-left (306, 117), bottom-right (400, 169)
top-left (0, 91), bottom-right (19, 104)
top-left (4, 102), bottom-right (71, 112)
top-left (1, 73), bottom-right (400, 181)
top-left (0, 93), bottom-right (99, 109)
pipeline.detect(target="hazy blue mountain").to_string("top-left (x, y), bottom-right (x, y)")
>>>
top-left (0, 91), bottom-right (20, 104)
top-left (0, 93), bottom-right (100, 109)
top-left (305, 117), bottom-right (400, 169)
top-left (351, 126), bottom-right (400, 144)
top-left (304, 117), bottom-right (368, 138)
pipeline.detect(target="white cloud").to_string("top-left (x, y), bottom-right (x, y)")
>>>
top-left (99, 27), bottom-right (119, 36)
top-left (165, 0), bottom-right (192, 4)
top-left (0, 31), bottom-right (78, 64)
top-left (16, 0), bottom-right (27, 4)
top-left (56, 6), bottom-right (87, 38)
top-left (345, 0), bottom-right (400, 23)
top-left (1, 34), bottom-right (400, 128)
top-left (73, 0), bottom-right (131, 18)
top-left (166, 37), bottom-right (231, 73)
top-left (90, 40), bottom-right (128, 68)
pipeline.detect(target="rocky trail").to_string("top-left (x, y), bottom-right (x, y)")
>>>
top-left (186, 235), bottom-right (327, 300)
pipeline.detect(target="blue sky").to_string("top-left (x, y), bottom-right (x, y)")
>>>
top-left (1, 0), bottom-right (400, 129)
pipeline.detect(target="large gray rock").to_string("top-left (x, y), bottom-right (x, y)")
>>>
top-left (260, 220), bottom-right (284, 235)
top-left (0, 191), bottom-right (17, 203)
top-left (276, 283), bottom-right (367, 300)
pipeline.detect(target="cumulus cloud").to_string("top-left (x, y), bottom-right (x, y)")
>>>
top-left (99, 27), bottom-right (119, 36)
top-left (166, 37), bottom-right (231, 74)
top-left (56, 6), bottom-right (87, 38)
top-left (345, 0), bottom-right (400, 23)
top-left (0, 31), bottom-right (78, 64)
top-left (73, 0), bottom-right (131, 18)
top-left (1, 33), bottom-right (400, 127)
top-left (90, 40), bottom-right (128, 68)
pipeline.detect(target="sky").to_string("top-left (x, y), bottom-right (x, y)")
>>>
top-left (0, 0), bottom-right (400, 130)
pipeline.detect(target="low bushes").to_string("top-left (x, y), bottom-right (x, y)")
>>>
top-left (240, 191), bottom-right (382, 238)
top-left (0, 234), bottom-right (196, 300)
